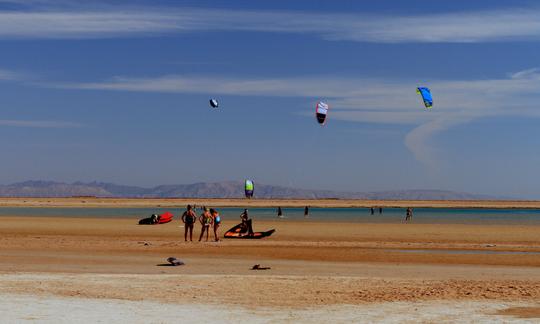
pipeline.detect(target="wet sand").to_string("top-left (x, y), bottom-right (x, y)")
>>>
top-left (0, 213), bottom-right (539, 321)
top-left (0, 217), bottom-right (540, 306)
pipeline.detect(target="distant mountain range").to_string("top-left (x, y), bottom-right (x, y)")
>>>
top-left (0, 180), bottom-right (501, 200)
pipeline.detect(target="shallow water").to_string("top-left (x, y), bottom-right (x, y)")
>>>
top-left (1, 207), bottom-right (540, 225)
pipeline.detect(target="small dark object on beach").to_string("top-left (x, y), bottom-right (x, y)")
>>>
top-left (167, 257), bottom-right (185, 266)
top-left (251, 264), bottom-right (271, 270)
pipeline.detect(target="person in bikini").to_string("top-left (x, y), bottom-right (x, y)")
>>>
top-left (199, 207), bottom-right (213, 242)
top-left (210, 208), bottom-right (222, 241)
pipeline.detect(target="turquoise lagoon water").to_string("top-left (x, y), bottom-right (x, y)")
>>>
top-left (0, 207), bottom-right (540, 225)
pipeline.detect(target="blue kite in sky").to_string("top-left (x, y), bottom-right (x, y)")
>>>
top-left (416, 87), bottom-right (433, 109)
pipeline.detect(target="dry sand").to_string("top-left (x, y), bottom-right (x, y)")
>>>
top-left (2, 293), bottom-right (538, 323)
top-left (2, 196), bottom-right (540, 208)
top-left (0, 207), bottom-right (539, 322)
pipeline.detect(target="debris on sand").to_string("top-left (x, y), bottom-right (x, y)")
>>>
top-left (251, 264), bottom-right (271, 270)
top-left (167, 257), bottom-right (185, 266)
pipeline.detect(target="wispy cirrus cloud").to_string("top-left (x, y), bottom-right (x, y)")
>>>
top-left (0, 4), bottom-right (540, 42)
top-left (0, 68), bottom-right (26, 80)
top-left (50, 68), bottom-right (540, 167)
top-left (0, 119), bottom-right (82, 128)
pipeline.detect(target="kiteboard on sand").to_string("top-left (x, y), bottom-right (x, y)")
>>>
top-left (224, 223), bottom-right (275, 239)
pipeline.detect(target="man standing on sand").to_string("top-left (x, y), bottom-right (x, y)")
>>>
top-left (181, 205), bottom-right (197, 241)
top-left (277, 206), bottom-right (283, 218)
top-left (240, 209), bottom-right (254, 236)
top-left (379, 207), bottom-right (383, 214)
top-left (370, 207), bottom-right (374, 215)
top-left (304, 206), bottom-right (309, 218)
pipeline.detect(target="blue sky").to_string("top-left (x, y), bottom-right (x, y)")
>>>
top-left (1, 0), bottom-right (540, 197)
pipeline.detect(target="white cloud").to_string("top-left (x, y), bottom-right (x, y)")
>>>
top-left (0, 6), bottom-right (540, 42)
top-left (51, 68), bottom-right (540, 166)
top-left (510, 68), bottom-right (540, 80)
top-left (0, 119), bottom-right (82, 128)
top-left (0, 68), bottom-right (25, 80)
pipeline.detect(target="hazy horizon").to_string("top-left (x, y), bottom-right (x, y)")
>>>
top-left (0, 178), bottom-right (511, 199)
top-left (1, 1), bottom-right (540, 198)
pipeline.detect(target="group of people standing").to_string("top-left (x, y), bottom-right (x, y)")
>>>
top-left (180, 205), bottom-right (257, 241)
top-left (181, 205), bottom-right (221, 242)
top-left (369, 206), bottom-right (413, 222)
top-left (179, 204), bottom-right (414, 242)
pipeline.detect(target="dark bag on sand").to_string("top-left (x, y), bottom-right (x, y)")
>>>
top-left (167, 257), bottom-right (185, 266)
top-left (138, 214), bottom-right (158, 225)
top-left (138, 217), bottom-right (154, 225)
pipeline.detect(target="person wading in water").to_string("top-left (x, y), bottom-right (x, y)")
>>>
top-left (405, 207), bottom-right (413, 222)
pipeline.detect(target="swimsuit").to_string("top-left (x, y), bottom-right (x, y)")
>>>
top-left (185, 212), bottom-right (196, 225)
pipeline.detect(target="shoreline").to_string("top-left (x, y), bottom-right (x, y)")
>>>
top-left (1, 197), bottom-right (540, 209)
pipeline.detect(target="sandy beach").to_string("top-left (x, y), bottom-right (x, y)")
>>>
top-left (4, 0), bottom-right (540, 321)
top-left (2, 196), bottom-right (540, 208)
top-left (0, 206), bottom-right (539, 322)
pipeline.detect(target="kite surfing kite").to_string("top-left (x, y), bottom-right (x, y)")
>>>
top-left (315, 101), bottom-right (329, 125)
top-left (209, 99), bottom-right (219, 108)
top-left (245, 179), bottom-right (254, 198)
top-left (416, 87), bottom-right (433, 109)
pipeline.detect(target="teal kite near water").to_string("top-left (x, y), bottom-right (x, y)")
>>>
top-left (245, 179), bottom-right (254, 198)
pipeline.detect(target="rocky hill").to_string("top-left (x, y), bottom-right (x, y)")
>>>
top-left (0, 180), bottom-right (499, 200)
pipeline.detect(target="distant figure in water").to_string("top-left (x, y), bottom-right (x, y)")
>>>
top-left (405, 207), bottom-right (413, 222)
top-left (370, 207), bottom-right (375, 215)
top-left (304, 206), bottom-right (309, 218)
top-left (379, 207), bottom-right (383, 214)
top-left (277, 206), bottom-right (283, 218)
top-left (181, 205), bottom-right (197, 241)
